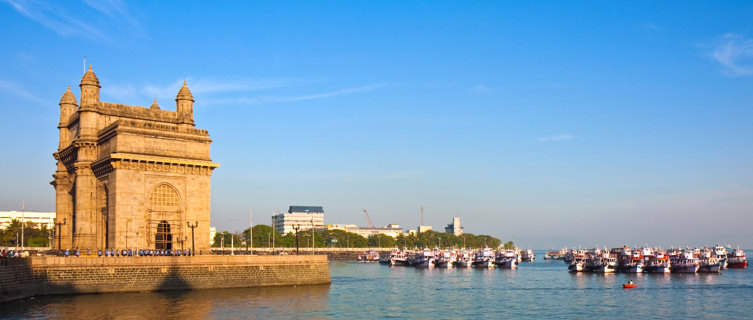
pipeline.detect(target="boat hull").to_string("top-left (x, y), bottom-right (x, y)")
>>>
top-left (671, 265), bottom-right (699, 273)
top-left (472, 260), bottom-right (494, 268)
top-left (624, 265), bottom-right (643, 273)
top-left (644, 265), bottom-right (671, 273)
top-left (728, 261), bottom-right (748, 269)
top-left (698, 264), bottom-right (721, 273)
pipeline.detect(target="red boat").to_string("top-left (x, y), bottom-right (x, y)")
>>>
top-left (728, 249), bottom-right (748, 269)
top-left (622, 283), bottom-right (637, 289)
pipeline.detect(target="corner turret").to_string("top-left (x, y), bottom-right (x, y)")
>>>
top-left (58, 86), bottom-right (78, 149)
top-left (79, 64), bottom-right (100, 107)
top-left (59, 86), bottom-right (78, 124)
top-left (175, 81), bottom-right (195, 127)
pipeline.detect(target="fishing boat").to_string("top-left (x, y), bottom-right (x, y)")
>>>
top-left (456, 250), bottom-right (473, 268)
top-left (727, 248), bottom-right (748, 269)
top-left (414, 248), bottom-right (436, 268)
top-left (568, 256), bottom-right (585, 272)
top-left (436, 250), bottom-right (456, 268)
top-left (495, 249), bottom-right (519, 269)
top-left (544, 248), bottom-right (568, 260)
top-left (644, 250), bottom-right (671, 273)
top-left (387, 249), bottom-right (409, 266)
top-left (472, 248), bottom-right (495, 268)
top-left (596, 253), bottom-right (618, 273)
top-left (357, 250), bottom-right (380, 262)
top-left (713, 246), bottom-right (728, 269)
top-left (520, 249), bottom-right (535, 262)
top-left (670, 251), bottom-right (699, 273)
top-left (698, 257), bottom-right (721, 273)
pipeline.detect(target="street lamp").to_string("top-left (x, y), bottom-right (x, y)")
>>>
top-left (311, 218), bottom-right (315, 255)
top-left (293, 224), bottom-right (300, 255)
top-left (187, 221), bottom-right (199, 256)
top-left (54, 218), bottom-right (66, 251)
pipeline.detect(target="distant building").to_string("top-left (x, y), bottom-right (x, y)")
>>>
top-left (326, 224), bottom-right (358, 232)
top-left (351, 224), bottom-right (403, 238)
top-left (444, 217), bottom-right (463, 236)
top-left (272, 206), bottom-right (325, 234)
top-left (209, 226), bottom-right (216, 246)
top-left (0, 211), bottom-right (56, 229)
top-left (417, 225), bottom-right (433, 233)
top-left (326, 223), bottom-right (403, 238)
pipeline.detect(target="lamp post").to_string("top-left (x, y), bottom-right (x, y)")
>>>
top-left (54, 218), bottom-right (66, 251)
top-left (311, 218), bottom-right (315, 255)
top-left (187, 221), bottom-right (198, 256)
top-left (293, 224), bottom-right (300, 255)
top-left (253, 209), bottom-right (254, 255)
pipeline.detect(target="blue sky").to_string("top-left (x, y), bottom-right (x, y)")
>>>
top-left (1, 1), bottom-right (752, 249)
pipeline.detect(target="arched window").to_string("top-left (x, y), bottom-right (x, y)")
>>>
top-left (150, 184), bottom-right (179, 208)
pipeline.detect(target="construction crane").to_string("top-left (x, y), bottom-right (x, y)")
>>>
top-left (420, 205), bottom-right (424, 226)
top-left (362, 209), bottom-right (375, 228)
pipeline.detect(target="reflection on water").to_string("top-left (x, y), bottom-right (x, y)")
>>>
top-left (2, 256), bottom-right (752, 319)
top-left (3, 284), bottom-right (330, 320)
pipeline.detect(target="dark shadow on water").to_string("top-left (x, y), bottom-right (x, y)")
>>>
top-left (1, 281), bottom-right (331, 319)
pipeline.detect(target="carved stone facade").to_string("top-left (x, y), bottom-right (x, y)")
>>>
top-left (52, 66), bottom-right (219, 251)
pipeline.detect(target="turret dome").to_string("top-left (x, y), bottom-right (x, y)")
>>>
top-left (59, 86), bottom-right (78, 105)
top-left (150, 98), bottom-right (161, 110)
top-left (79, 65), bottom-right (100, 88)
top-left (175, 81), bottom-right (194, 101)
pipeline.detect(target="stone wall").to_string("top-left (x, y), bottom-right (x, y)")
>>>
top-left (0, 255), bottom-right (330, 303)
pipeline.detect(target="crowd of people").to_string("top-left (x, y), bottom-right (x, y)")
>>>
top-left (1, 249), bottom-right (24, 258)
top-left (58, 248), bottom-right (195, 257)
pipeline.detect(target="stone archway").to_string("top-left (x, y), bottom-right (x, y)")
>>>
top-left (156, 220), bottom-right (172, 250)
top-left (148, 183), bottom-right (182, 249)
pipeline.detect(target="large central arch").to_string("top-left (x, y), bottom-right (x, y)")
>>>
top-left (148, 183), bottom-right (182, 249)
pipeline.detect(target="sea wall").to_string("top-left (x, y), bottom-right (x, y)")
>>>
top-left (0, 255), bottom-right (330, 303)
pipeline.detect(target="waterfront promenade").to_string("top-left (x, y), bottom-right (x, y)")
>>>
top-left (0, 254), bottom-right (330, 303)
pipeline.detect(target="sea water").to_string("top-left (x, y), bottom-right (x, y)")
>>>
top-left (2, 252), bottom-right (752, 319)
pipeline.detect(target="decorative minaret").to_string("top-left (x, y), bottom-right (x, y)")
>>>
top-left (58, 86), bottom-right (77, 149)
top-left (72, 65), bottom-right (100, 249)
top-left (176, 81), bottom-right (195, 130)
top-left (51, 86), bottom-right (78, 250)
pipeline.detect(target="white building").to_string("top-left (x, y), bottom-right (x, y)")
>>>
top-left (272, 206), bottom-right (325, 234)
top-left (417, 225), bottom-right (433, 233)
top-left (444, 217), bottom-right (463, 236)
top-left (0, 211), bottom-right (56, 229)
top-left (327, 223), bottom-right (403, 238)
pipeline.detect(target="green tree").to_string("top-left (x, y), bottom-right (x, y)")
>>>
top-left (503, 241), bottom-right (515, 249)
top-left (368, 234), bottom-right (396, 248)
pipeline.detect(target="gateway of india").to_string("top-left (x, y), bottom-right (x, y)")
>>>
top-left (51, 65), bottom-right (219, 251)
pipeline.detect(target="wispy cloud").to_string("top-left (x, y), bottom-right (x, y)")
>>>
top-left (205, 84), bottom-right (383, 106)
top-left (469, 85), bottom-right (492, 93)
top-left (0, 78), bottom-right (47, 105)
top-left (712, 33), bottom-right (753, 76)
top-left (101, 77), bottom-right (300, 106)
top-left (537, 134), bottom-right (574, 143)
top-left (3, 0), bottom-right (143, 42)
top-left (100, 77), bottom-right (379, 108)
top-left (82, 0), bottom-right (144, 38)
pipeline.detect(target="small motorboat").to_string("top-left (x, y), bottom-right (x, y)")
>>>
top-left (622, 283), bottom-right (637, 289)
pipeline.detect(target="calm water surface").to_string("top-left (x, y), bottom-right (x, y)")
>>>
top-left (3, 252), bottom-right (753, 319)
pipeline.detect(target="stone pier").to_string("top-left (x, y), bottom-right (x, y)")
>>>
top-left (0, 255), bottom-right (330, 303)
